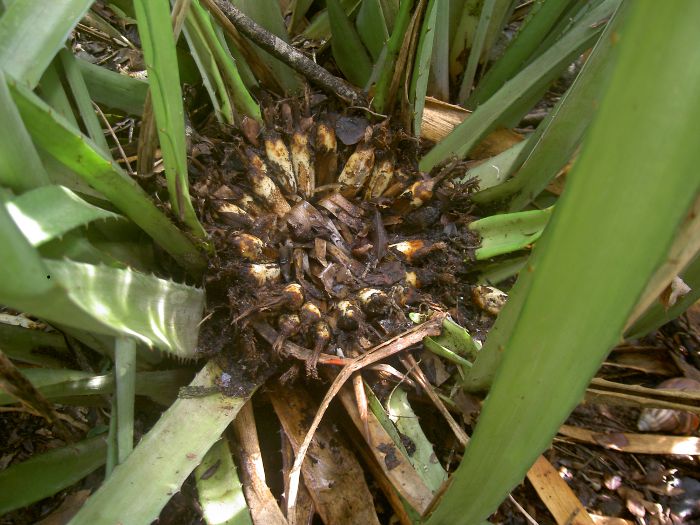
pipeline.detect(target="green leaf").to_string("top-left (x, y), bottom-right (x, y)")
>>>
top-left (469, 207), bottom-right (553, 260)
top-left (428, 0), bottom-right (450, 100)
top-left (625, 194), bottom-right (700, 339)
top-left (0, 368), bottom-right (192, 406)
top-left (232, 0), bottom-right (303, 95)
top-left (39, 230), bottom-right (124, 267)
top-left (460, 138), bottom-right (529, 192)
top-left (0, 215), bottom-right (204, 357)
top-left (626, 254), bottom-right (700, 339)
top-left (370, 0), bottom-right (414, 113)
top-left (183, 6), bottom-right (234, 125)
top-left (387, 388), bottom-right (447, 492)
top-left (356, 0), bottom-right (389, 61)
top-left (380, 0), bottom-right (399, 29)
top-left (0, 0), bottom-right (93, 88)
top-left (58, 49), bottom-right (111, 153)
top-left (115, 337), bottom-right (136, 463)
top-left (457, 0), bottom-right (513, 103)
top-left (188, 0), bottom-right (261, 122)
top-left (0, 70), bottom-right (50, 192)
top-left (0, 435), bottom-right (107, 514)
top-left (424, 337), bottom-right (473, 368)
top-left (420, 0), bottom-right (618, 172)
top-left (0, 323), bottom-right (69, 368)
top-left (327, 0), bottom-right (373, 87)
top-left (409, 0), bottom-right (440, 134)
top-left (77, 58), bottom-right (148, 116)
top-left (430, 317), bottom-right (481, 361)
top-left (9, 79), bottom-right (206, 275)
top-left (71, 362), bottom-right (256, 525)
top-left (474, 2), bottom-right (625, 209)
top-left (469, 0), bottom-right (574, 105)
top-left (0, 190), bottom-right (55, 300)
top-left (290, 0), bottom-right (315, 33)
top-left (6, 185), bottom-right (123, 246)
top-left (475, 254), bottom-right (529, 285)
top-left (449, 0), bottom-right (481, 84)
top-left (302, 0), bottom-right (361, 41)
top-left (133, 0), bottom-right (206, 238)
top-left (1, 368), bottom-right (93, 401)
top-left (38, 62), bottom-right (80, 127)
top-left (196, 439), bottom-right (253, 525)
top-left (429, 3), bottom-right (700, 522)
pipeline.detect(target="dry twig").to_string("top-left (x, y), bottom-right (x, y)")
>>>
top-left (284, 311), bottom-right (446, 523)
top-left (203, 0), bottom-right (366, 106)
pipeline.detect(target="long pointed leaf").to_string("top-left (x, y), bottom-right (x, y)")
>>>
top-left (0, 70), bottom-right (50, 192)
top-left (0, 323), bottom-right (69, 368)
top-left (469, 207), bottom-right (552, 259)
top-left (58, 49), bottom-right (111, 153)
top-left (409, 0), bottom-right (440, 134)
top-left (196, 439), bottom-right (253, 525)
top-left (232, 0), bottom-right (303, 95)
top-left (0, 369), bottom-right (192, 406)
top-left (356, 0), bottom-right (389, 61)
top-left (0, 0), bottom-right (93, 88)
top-left (457, 0), bottom-right (512, 103)
top-left (6, 185), bottom-right (123, 246)
top-left (77, 59), bottom-right (148, 116)
top-left (328, 0), bottom-right (373, 87)
top-left (474, 2), bottom-right (626, 208)
top-left (9, 79), bottom-right (206, 275)
top-left (133, 0), bottom-right (205, 238)
top-left (469, 0), bottom-right (574, 105)
top-left (71, 362), bottom-right (256, 525)
top-left (427, 3), bottom-right (700, 522)
top-left (0, 204), bottom-right (204, 356)
top-left (420, 0), bottom-right (618, 172)
top-left (115, 337), bottom-right (136, 463)
top-left (0, 435), bottom-right (107, 514)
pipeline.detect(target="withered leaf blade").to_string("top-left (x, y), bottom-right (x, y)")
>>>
top-left (270, 383), bottom-right (381, 525)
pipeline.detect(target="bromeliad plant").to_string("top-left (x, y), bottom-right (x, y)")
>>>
top-left (0, 0), bottom-right (699, 524)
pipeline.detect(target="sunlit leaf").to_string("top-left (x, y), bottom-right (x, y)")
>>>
top-left (0, 206), bottom-right (204, 356)
top-left (196, 438), bottom-right (253, 525)
top-left (387, 388), bottom-right (448, 492)
top-left (6, 185), bottom-right (123, 247)
top-left (8, 79), bottom-right (206, 275)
